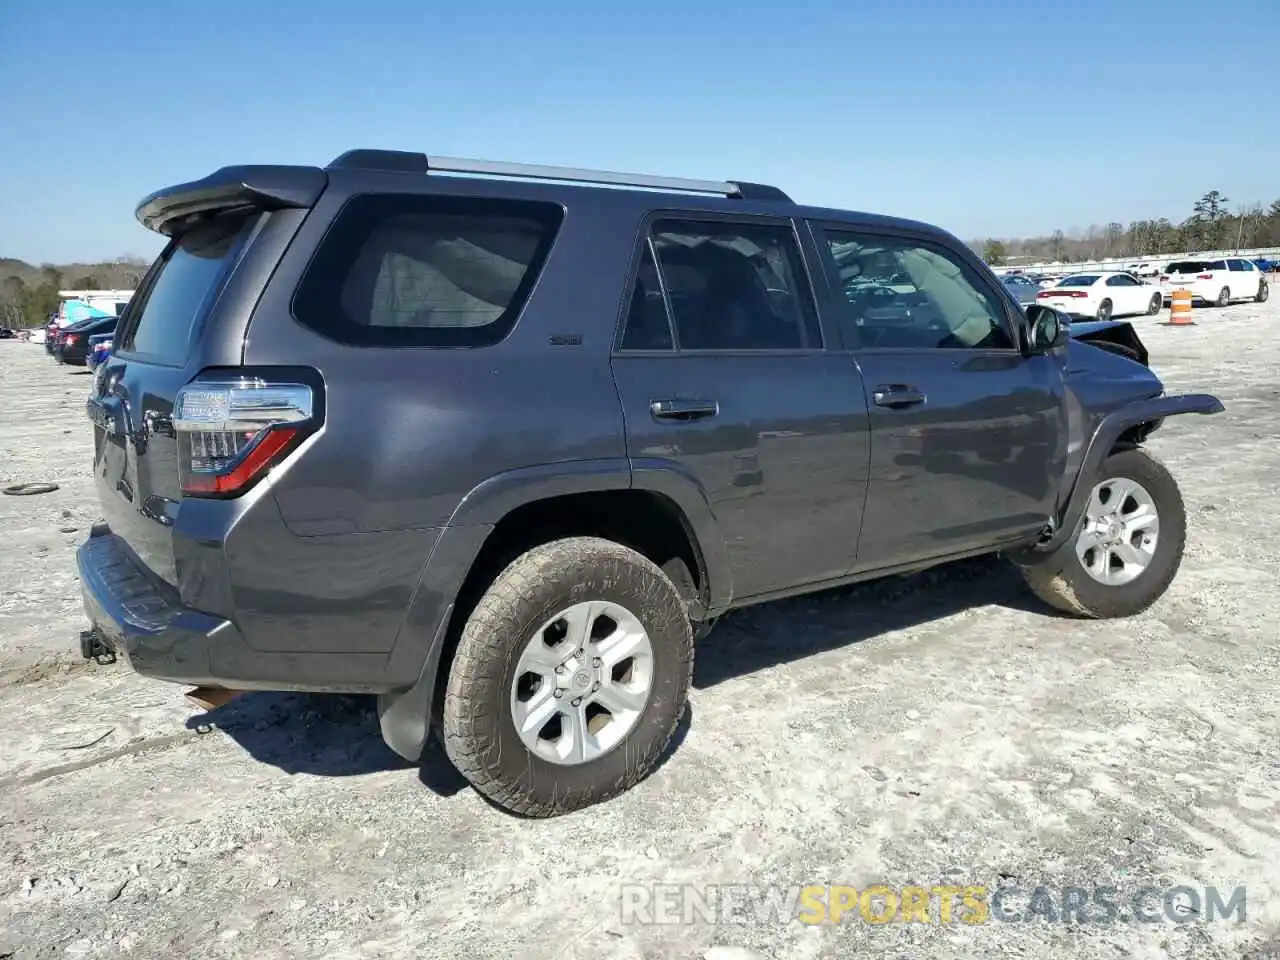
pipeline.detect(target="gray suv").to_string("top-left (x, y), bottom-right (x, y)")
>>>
top-left (79, 150), bottom-right (1223, 816)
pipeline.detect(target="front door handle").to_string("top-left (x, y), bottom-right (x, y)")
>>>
top-left (872, 385), bottom-right (927, 409)
top-left (650, 398), bottom-right (719, 422)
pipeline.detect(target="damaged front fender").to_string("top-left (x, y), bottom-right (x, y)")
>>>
top-left (1036, 392), bottom-right (1225, 553)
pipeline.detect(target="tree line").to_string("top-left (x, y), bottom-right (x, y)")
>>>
top-left (0, 257), bottom-right (149, 329)
top-left (976, 191), bottom-right (1280, 267)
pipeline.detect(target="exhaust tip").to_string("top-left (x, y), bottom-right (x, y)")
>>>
top-left (185, 686), bottom-right (243, 711)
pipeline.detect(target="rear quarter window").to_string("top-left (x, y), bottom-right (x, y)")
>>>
top-left (292, 194), bottom-right (564, 348)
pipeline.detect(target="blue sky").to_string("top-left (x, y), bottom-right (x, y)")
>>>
top-left (1, 0), bottom-right (1273, 264)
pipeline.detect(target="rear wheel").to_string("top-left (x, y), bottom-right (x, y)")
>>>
top-left (1216, 286), bottom-right (1231, 307)
top-left (442, 536), bottom-right (693, 817)
top-left (1015, 449), bottom-right (1185, 619)
top-left (1146, 293), bottom-right (1162, 315)
top-left (1257, 280), bottom-right (1270, 303)
top-left (1096, 299), bottom-right (1113, 322)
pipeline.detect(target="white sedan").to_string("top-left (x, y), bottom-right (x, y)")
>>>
top-left (1034, 271), bottom-right (1164, 321)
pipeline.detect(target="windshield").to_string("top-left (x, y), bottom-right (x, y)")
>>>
top-left (1057, 275), bottom-right (1099, 287)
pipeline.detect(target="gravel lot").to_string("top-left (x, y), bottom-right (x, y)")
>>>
top-left (2, 300), bottom-right (1279, 960)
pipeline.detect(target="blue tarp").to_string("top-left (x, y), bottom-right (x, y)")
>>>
top-left (60, 299), bottom-right (115, 324)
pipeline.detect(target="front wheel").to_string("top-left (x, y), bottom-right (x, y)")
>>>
top-left (1015, 448), bottom-right (1186, 619)
top-left (1146, 293), bottom-right (1162, 315)
top-left (442, 537), bottom-right (693, 817)
top-left (1257, 281), bottom-right (1270, 303)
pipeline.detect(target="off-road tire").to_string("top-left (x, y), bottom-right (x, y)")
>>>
top-left (1016, 449), bottom-right (1186, 619)
top-left (1257, 281), bottom-right (1270, 303)
top-left (442, 536), bottom-right (693, 817)
top-left (1216, 286), bottom-right (1230, 307)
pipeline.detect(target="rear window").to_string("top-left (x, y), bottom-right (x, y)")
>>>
top-left (292, 194), bottom-right (564, 348)
top-left (1057, 275), bottom-right (1099, 287)
top-left (1166, 261), bottom-right (1210, 273)
top-left (116, 213), bottom-right (256, 364)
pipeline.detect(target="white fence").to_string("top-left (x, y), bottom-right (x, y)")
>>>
top-left (994, 247), bottom-right (1280, 277)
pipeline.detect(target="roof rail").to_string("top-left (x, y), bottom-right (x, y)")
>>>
top-left (326, 149), bottom-right (791, 202)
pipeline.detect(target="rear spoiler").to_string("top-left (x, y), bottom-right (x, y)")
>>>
top-left (135, 165), bottom-right (328, 236)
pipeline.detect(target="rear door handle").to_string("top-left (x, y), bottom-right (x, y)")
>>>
top-left (872, 385), bottom-right (927, 409)
top-left (650, 398), bottom-right (719, 422)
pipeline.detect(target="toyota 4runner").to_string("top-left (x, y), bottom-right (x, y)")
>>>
top-left (79, 150), bottom-right (1224, 816)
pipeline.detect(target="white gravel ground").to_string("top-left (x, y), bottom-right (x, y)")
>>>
top-left (1, 299), bottom-right (1279, 960)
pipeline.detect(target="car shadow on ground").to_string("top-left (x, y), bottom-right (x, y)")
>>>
top-left (693, 553), bottom-right (1066, 688)
top-left (185, 691), bottom-right (415, 778)
top-left (189, 554), bottom-right (1060, 794)
top-left (189, 688), bottom-right (695, 803)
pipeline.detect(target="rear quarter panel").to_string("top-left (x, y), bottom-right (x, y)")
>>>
top-left (233, 173), bottom-right (638, 666)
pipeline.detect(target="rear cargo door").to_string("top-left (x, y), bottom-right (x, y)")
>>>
top-left (89, 212), bottom-right (258, 585)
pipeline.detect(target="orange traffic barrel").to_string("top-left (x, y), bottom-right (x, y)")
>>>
top-left (1163, 288), bottom-right (1195, 326)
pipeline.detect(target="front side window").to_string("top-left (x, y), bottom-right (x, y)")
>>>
top-left (821, 228), bottom-right (1014, 350)
top-left (293, 194), bottom-right (564, 347)
top-left (642, 218), bottom-right (822, 351)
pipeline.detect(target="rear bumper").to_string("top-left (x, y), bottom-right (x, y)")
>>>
top-left (77, 526), bottom-right (399, 693)
top-left (1161, 285), bottom-right (1212, 302)
top-left (78, 528), bottom-right (240, 686)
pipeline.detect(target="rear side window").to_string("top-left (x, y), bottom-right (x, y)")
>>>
top-left (1058, 275), bottom-right (1099, 287)
top-left (116, 213), bottom-right (255, 364)
top-left (293, 194), bottom-right (563, 347)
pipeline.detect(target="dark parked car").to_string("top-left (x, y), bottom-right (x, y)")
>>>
top-left (999, 273), bottom-right (1042, 307)
top-left (85, 332), bottom-right (114, 372)
top-left (44, 317), bottom-right (62, 353)
top-left (79, 150), bottom-right (1224, 817)
top-left (54, 316), bottom-right (117, 365)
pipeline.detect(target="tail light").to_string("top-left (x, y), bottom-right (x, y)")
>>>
top-left (173, 378), bottom-right (318, 498)
top-left (64, 334), bottom-right (80, 345)
top-left (1159, 275), bottom-right (1169, 282)
top-left (1197, 273), bottom-right (1213, 280)
top-left (1038, 290), bottom-right (1085, 298)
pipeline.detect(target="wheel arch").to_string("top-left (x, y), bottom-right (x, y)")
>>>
top-left (378, 458), bottom-right (729, 763)
top-left (1035, 393), bottom-right (1224, 555)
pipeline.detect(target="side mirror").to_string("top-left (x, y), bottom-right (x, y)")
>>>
top-left (1025, 304), bottom-right (1070, 353)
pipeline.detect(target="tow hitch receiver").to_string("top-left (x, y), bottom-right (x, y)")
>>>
top-left (79, 629), bottom-right (116, 663)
